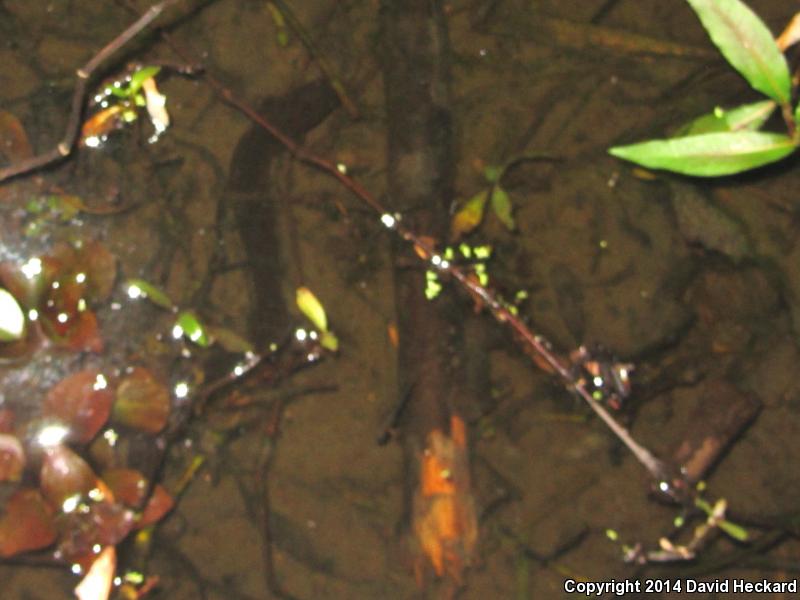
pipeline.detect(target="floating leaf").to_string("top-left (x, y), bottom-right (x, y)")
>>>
top-left (489, 186), bottom-right (515, 230)
top-left (175, 311), bottom-right (210, 347)
top-left (296, 287), bottom-right (328, 332)
top-left (677, 100), bottom-right (776, 135)
top-left (450, 190), bottom-right (488, 240)
top-left (40, 444), bottom-right (100, 510)
top-left (74, 545), bottom-right (116, 600)
top-left (609, 131), bottom-right (797, 176)
top-left (112, 368), bottom-right (170, 434)
top-left (0, 433), bottom-right (25, 482)
top-left (0, 287), bottom-right (26, 342)
top-left (0, 488), bottom-right (57, 557)
top-left (43, 370), bottom-right (113, 444)
top-left (125, 278), bottom-right (174, 309)
top-left (685, 0), bottom-right (791, 104)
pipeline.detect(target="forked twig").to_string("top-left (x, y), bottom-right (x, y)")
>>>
top-left (0, 0), bottom-right (179, 183)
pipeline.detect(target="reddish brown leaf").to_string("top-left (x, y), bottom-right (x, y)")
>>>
top-left (0, 110), bottom-right (32, 163)
top-left (138, 483), bottom-right (174, 528)
top-left (43, 370), bottom-right (113, 444)
top-left (40, 444), bottom-right (100, 510)
top-left (0, 488), bottom-right (57, 557)
top-left (75, 240), bottom-right (117, 302)
top-left (0, 433), bottom-right (25, 482)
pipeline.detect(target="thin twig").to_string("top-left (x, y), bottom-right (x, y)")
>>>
top-left (155, 29), bottom-right (690, 502)
top-left (0, 0), bottom-right (178, 183)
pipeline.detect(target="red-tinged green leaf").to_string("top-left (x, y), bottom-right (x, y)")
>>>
top-left (0, 489), bottom-right (57, 557)
top-left (490, 186), bottom-right (515, 230)
top-left (450, 190), bottom-right (488, 241)
top-left (112, 368), bottom-right (170, 434)
top-left (677, 100), bottom-right (776, 135)
top-left (43, 370), bottom-right (113, 444)
top-left (609, 131), bottom-right (797, 176)
top-left (685, 0), bottom-right (791, 104)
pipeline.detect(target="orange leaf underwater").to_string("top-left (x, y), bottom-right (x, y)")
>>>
top-left (413, 414), bottom-right (478, 584)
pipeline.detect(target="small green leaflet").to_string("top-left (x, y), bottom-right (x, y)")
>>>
top-left (609, 131), bottom-right (797, 176)
top-left (676, 100), bottom-right (776, 135)
top-left (176, 311), bottom-right (210, 347)
top-left (126, 66), bottom-right (162, 98)
top-left (685, 0), bottom-right (791, 104)
top-left (296, 287), bottom-right (328, 332)
top-left (126, 279), bottom-right (174, 310)
top-left (490, 186), bottom-right (515, 230)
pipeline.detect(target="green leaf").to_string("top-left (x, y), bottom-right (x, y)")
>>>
top-left (718, 518), bottom-right (749, 541)
top-left (609, 131), bottom-right (797, 176)
top-left (685, 0), bottom-right (791, 104)
top-left (490, 186), bottom-right (515, 230)
top-left (176, 311), bottom-right (210, 347)
top-left (125, 279), bottom-right (174, 310)
top-left (296, 287), bottom-right (328, 332)
top-left (677, 100), bottom-right (776, 135)
top-left (320, 330), bottom-right (339, 352)
top-left (0, 288), bottom-right (25, 342)
top-left (127, 66), bottom-right (162, 97)
top-left (483, 165), bottom-right (502, 183)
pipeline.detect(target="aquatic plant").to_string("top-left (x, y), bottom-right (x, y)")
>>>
top-left (610, 0), bottom-right (800, 176)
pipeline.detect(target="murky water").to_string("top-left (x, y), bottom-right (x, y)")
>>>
top-left (1, 0), bottom-right (799, 598)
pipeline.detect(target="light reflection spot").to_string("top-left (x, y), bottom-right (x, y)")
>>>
top-left (171, 324), bottom-right (184, 340)
top-left (21, 257), bottom-right (43, 279)
top-left (62, 494), bottom-right (80, 514)
top-left (37, 424), bottom-right (69, 447)
top-left (295, 328), bottom-right (308, 342)
top-left (174, 381), bottom-right (189, 399)
top-left (380, 213), bottom-right (396, 229)
top-left (127, 284), bottom-right (143, 299)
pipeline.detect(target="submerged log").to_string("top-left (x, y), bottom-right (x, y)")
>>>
top-left (380, 0), bottom-right (483, 585)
